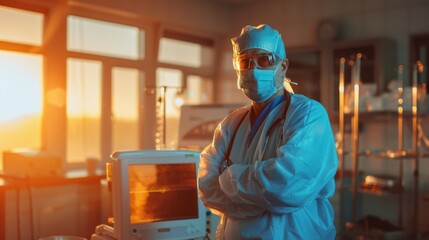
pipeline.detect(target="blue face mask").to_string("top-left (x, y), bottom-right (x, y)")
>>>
top-left (237, 64), bottom-right (282, 103)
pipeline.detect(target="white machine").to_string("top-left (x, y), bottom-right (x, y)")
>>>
top-left (91, 150), bottom-right (207, 240)
top-left (178, 103), bottom-right (245, 150)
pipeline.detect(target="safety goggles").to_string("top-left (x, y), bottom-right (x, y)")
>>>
top-left (233, 53), bottom-right (279, 70)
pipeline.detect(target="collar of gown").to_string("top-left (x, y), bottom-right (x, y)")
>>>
top-left (248, 93), bottom-right (286, 145)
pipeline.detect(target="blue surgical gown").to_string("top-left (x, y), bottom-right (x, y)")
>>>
top-left (198, 92), bottom-right (338, 239)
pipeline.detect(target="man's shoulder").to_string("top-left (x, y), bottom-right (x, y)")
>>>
top-left (290, 93), bottom-right (323, 108)
top-left (223, 105), bottom-right (249, 122)
top-left (289, 93), bottom-right (327, 117)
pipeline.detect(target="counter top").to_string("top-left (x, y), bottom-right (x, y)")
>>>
top-left (0, 169), bottom-right (106, 190)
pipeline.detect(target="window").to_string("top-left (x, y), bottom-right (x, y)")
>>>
top-left (0, 5), bottom-right (44, 169)
top-left (0, 51), bottom-right (43, 167)
top-left (67, 15), bottom-right (144, 164)
top-left (112, 67), bottom-right (141, 151)
top-left (186, 75), bottom-right (213, 104)
top-left (156, 30), bottom-right (216, 150)
top-left (159, 38), bottom-right (203, 67)
top-left (0, 7), bottom-right (217, 169)
top-left (155, 69), bottom-right (213, 150)
top-left (158, 31), bottom-right (215, 68)
top-left (0, 6), bottom-right (43, 45)
top-left (155, 68), bottom-right (183, 149)
top-left (67, 16), bottom-right (141, 60)
top-left (66, 58), bottom-right (102, 163)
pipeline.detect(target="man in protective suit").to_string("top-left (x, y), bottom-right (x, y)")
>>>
top-left (198, 24), bottom-right (338, 239)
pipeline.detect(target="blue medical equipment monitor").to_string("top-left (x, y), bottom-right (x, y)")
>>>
top-left (106, 150), bottom-right (206, 240)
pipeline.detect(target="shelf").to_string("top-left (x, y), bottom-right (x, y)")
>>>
top-left (334, 38), bottom-right (426, 238)
top-left (330, 111), bottom-right (428, 123)
top-left (341, 149), bottom-right (429, 160)
top-left (343, 185), bottom-right (403, 196)
top-left (345, 217), bottom-right (407, 239)
top-left (358, 187), bottom-right (403, 196)
top-left (360, 149), bottom-right (429, 160)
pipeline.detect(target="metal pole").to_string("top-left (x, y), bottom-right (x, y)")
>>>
top-left (351, 53), bottom-right (362, 224)
top-left (162, 86), bottom-right (167, 149)
top-left (397, 65), bottom-right (404, 227)
top-left (411, 63), bottom-right (420, 239)
top-left (339, 58), bottom-right (346, 177)
top-left (338, 57), bottom-right (345, 236)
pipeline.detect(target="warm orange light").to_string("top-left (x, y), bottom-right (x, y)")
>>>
top-left (417, 61), bottom-right (424, 73)
top-left (0, 50), bottom-right (43, 122)
top-left (0, 51), bottom-right (43, 168)
top-left (47, 88), bottom-right (66, 107)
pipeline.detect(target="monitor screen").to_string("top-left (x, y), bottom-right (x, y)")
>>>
top-left (128, 163), bottom-right (198, 224)
top-left (98, 150), bottom-right (207, 240)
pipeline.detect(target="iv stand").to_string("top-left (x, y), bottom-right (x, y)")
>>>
top-left (397, 65), bottom-right (404, 227)
top-left (351, 53), bottom-right (362, 224)
top-left (411, 63), bottom-right (420, 239)
top-left (147, 85), bottom-right (184, 150)
top-left (338, 57), bottom-right (346, 236)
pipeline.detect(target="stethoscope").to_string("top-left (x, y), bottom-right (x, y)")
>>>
top-left (220, 91), bottom-right (291, 173)
top-left (259, 91), bottom-right (291, 157)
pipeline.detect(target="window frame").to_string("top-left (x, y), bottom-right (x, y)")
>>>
top-left (0, 2), bottom-right (219, 170)
top-left (0, 3), bottom-right (46, 169)
top-left (64, 12), bottom-right (151, 168)
top-left (154, 25), bottom-right (218, 149)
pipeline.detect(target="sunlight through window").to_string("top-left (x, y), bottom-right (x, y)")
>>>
top-left (0, 50), bottom-right (43, 166)
top-left (67, 58), bottom-right (102, 163)
top-left (0, 6), bottom-right (43, 46)
top-left (68, 16), bottom-right (141, 60)
top-left (158, 38), bottom-right (202, 67)
top-left (112, 67), bottom-right (141, 151)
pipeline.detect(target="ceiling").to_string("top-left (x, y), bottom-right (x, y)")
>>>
top-left (217, 0), bottom-right (262, 5)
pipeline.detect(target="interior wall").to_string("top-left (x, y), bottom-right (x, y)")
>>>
top-left (232, 0), bottom-right (429, 53)
top-left (216, 0), bottom-right (429, 103)
top-left (70, 0), bottom-right (235, 34)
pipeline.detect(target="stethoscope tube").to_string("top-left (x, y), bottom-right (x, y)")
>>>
top-left (222, 91), bottom-right (291, 171)
top-left (260, 92), bottom-right (291, 157)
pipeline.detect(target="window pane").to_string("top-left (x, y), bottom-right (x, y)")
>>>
top-left (200, 45), bottom-right (216, 68)
top-left (0, 6), bottom-right (43, 46)
top-left (112, 67), bottom-right (140, 151)
top-left (67, 16), bottom-right (141, 60)
top-left (158, 38), bottom-right (214, 68)
top-left (67, 58), bottom-right (102, 163)
top-left (0, 51), bottom-right (43, 168)
top-left (186, 75), bottom-right (213, 104)
top-left (156, 68), bottom-right (182, 87)
top-left (155, 69), bottom-right (213, 150)
top-left (155, 68), bottom-right (182, 149)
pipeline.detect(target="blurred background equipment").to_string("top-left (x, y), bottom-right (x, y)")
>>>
top-left (2, 149), bottom-right (62, 178)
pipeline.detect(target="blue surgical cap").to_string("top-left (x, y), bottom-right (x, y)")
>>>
top-left (231, 24), bottom-right (286, 59)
